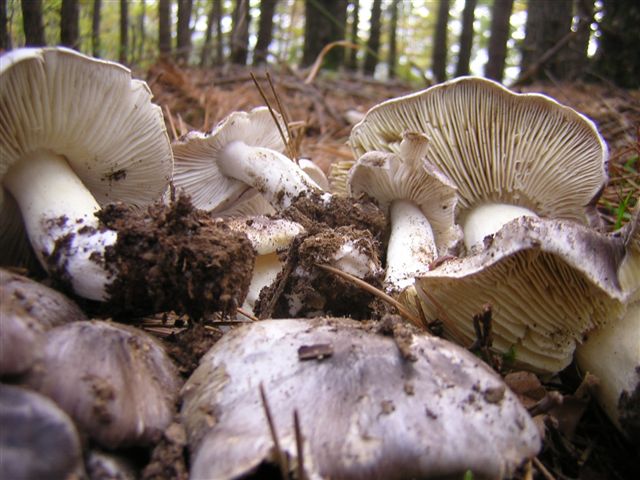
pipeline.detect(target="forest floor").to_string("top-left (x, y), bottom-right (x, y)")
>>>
top-left (140, 60), bottom-right (640, 480)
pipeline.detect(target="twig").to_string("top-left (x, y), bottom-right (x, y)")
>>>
top-left (259, 384), bottom-right (289, 480)
top-left (266, 71), bottom-right (297, 160)
top-left (250, 72), bottom-right (295, 161)
top-left (164, 104), bottom-right (178, 141)
top-left (315, 263), bottom-right (426, 330)
top-left (533, 457), bottom-right (556, 480)
top-left (304, 40), bottom-right (360, 85)
top-left (293, 410), bottom-right (305, 480)
top-left (511, 31), bottom-right (576, 87)
top-left (237, 306), bottom-right (259, 322)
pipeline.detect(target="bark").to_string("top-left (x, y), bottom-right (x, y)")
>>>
top-left (301, 0), bottom-right (347, 69)
top-left (520, 0), bottom-right (573, 81)
top-left (1, 0), bottom-right (11, 50)
top-left (159, 0), bottom-right (172, 57)
top-left (363, 0), bottom-right (382, 76)
top-left (119, 0), bottom-right (128, 64)
top-left (135, 0), bottom-right (147, 63)
top-left (214, 0), bottom-right (223, 65)
top-left (200, 0), bottom-right (216, 66)
top-left (254, 0), bottom-right (278, 65)
top-left (60, 0), bottom-right (79, 49)
top-left (594, 0), bottom-right (640, 87)
top-left (455, 0), bottom-right (477, 77)
top-left (484, 0), bottom-right (514, 82)
top-left (230, 0), bottom-right (250, 65)
top-left (388, 0), bottom-right (400, 79)
top-left (92, 0), bottom-right (101, 57)
top-left (564, 0), bottom-right (594, 80)
top-left (176, 0), bottom-right (193, 63)
top-left (21, 0), bottom-right (45, 46)
top-left (346, 0), bottom-right (360, 71)
top-left (432, 0), bottom-right (450, 82)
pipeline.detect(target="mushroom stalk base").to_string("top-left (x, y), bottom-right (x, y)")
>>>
top-left (462, 203), bottom-right (538, 250)
top-left (220, 141), bottom-right (322, 209)
top-left (3, 150), bottom-right (116, 300)
top-left (386, 200), bottom-right (436, 292)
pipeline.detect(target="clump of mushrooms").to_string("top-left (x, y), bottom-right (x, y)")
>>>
top-left (24, 320), bottom-right (182, 449)
top-left (181, 318), bottom-right (541, 479)
top-left (0, 47), bottom-right (173, 301)
top-left (349, 76), bottom-right (608, 250)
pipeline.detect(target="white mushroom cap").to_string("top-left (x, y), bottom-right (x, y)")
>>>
top-left (0, 47), bottom-right (172, 207)
top-left (349, 77), bottom-right (608, 237)
top-left (181, 318), bottom-right (541, 479)
top-left (173, 107), bottom-right (322, 212)
top-left (0, 47), bottom-right (173, 298)
top-left (415, 216), bottom-right (629, 374)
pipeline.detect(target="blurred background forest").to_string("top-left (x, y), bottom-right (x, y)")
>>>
top-left (2, 0), bottom-right (639, 88)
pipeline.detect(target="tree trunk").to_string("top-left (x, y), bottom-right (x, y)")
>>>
top-left (301, 0), bottom-right (347, 69)
top-left (92, 0), bottom-right (101, 57)
top-left (176, 0), bottom-right (193, 63)
top-left (520, 0), bottom-right (572, 81)
top-left (388, 0), bottom-right (400, 79)
top-left (432, 0), bottom-right (450, 82)
top-left (136, 0), bottom-right (147, 63)
top-left (346, 0), bottom-right (360, 71)
top-left (200, 0), bottom-right (216, 66)
top-left (60, 0), bottom-right (79, 49)
top-left (363, 0), bottom-right (382, 76)
top-left (594, 0), bottom-right (640, 87)
top-left (230, 0), bottom-right (250, 65)
top-left (455, 0), bottom-right (477, 77)
top-left (1, 0), bottom-right (11, 50)
top-left (564, 0), bottom-right (594, 80)
top-left (159, 0), bottom-right (172, 57)
top-left (22, 0), bottom-right (45, 46)
top-left (484, 0), bottom-right (514, 82)
top-left (254, 0), bottom-right (278, 65)
top-left (119, 0), bottom-right (128, 63)
top-left (214, 0), bottom-right (223, 65)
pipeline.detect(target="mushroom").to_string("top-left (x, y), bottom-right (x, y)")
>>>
top-left (348, 131), bottom-right (461, 294)
top-left (575, 209), bottom-right (639, 439)
top-left (224, 215), bottom-right (305, 315)
top-left (173, 107), bottom-right (324, 212)
top-left (0, 47), bottom-right (173, 300)
top-left (0, 383), bottom-right (85, 480)
top-left (24, 320), bottom-right (182, 449)
top-left (349, 76), bottom-right (608, 250)
top-left (181, 318), bottom-right (541, 479)
top-left (414, 216), bottom-right (629, 373)
top-left (0, 268), bottom-right (86, 376)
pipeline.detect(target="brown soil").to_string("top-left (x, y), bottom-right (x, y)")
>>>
top-left (98, 194), bottom-right (256, 320)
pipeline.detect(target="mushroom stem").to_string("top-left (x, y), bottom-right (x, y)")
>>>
top-left (385, 199), bottom-right (436, 292)
top-left (3, 150), bottom-right (115, 300)
top-left (219, 141), bottom-right (324, 209)
top-left (462, 203), bottom-right (538, 250)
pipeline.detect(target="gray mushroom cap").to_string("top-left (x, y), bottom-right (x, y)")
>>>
top-left (415, 216), bottom-right (629, 374)
top-left (181, 318), bottom-right (541, 480)
top-left (0, 384), bottom-right (85, 480)
top-left (24, 320), bottom-right (182, 449)
top-left (349, 76), bottom-right (608, 231)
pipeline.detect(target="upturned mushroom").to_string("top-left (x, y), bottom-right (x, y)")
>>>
top-left (415, 216), bottom-right (629, 373)
top-left (0, 47), bottom-right (173, 300)
top-left (172, 107), bottom-right (325, 212)
top-left (349, 76), bottom-right (608, 250)
top-left (575, 209), bottom-right (639, 439)
top-left (181, 318), bottom-right (541, 479)
top-left (348, 131), bottom-right (461, 294)
top-left (24, 320), bottom-right (182, 449)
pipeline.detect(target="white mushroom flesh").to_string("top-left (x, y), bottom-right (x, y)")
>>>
top-left (3, 149), bottom-right (116, 300)
top-left (462, 202), bottom-right (539, 250)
